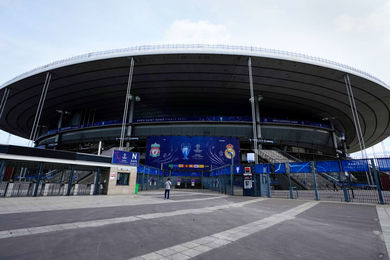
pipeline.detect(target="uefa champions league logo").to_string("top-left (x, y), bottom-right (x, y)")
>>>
top-left (181, 143), bottom-right (191, 160)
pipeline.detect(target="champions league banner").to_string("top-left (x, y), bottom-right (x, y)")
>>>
top-left (146, 136), bottom-right (240, 169)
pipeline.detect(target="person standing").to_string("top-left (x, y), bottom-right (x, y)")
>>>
top-left (164, 178), bottom-right (172, 199)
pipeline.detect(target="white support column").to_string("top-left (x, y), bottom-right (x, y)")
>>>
top-left (126, 96), bottom-right (135, 149)
top-left (0, 88), bottom-right (10, 120)
top-left (29, 72), bottom-right (52, 146)
top-left (255, 96), bottom-right (263, 151)
top-left (248, 57), bottom-right (259, 164)
top-left (344, 74), bottom-right (373, 185)
top-left (119, 57), bottom-right (135, 150)
top-left (98, 141), bottom-right (102, 155)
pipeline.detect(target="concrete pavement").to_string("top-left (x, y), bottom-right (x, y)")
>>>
top-left (0, 190), bottom-right (388, 260)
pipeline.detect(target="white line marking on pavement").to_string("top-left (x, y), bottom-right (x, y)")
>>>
top-left (377, 205), bottom-right (390, 256)
top-left (0, 198), bottom-right (266, 240)
top-left (0, 195), bottom-right (225, 215)
top-left (129, 201), bottom-right (319, 260)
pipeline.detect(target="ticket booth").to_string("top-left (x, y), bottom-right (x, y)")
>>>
top-left (243, 166), bottom-right (255, 196)
top-left (107, 149), bottom-right (139, 195)
top-left (107, 166), bottom-right (137, 195)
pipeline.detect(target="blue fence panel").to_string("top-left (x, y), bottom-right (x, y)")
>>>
top-left (274, 163), bottom-right (286, 173)
top-left (377, 158), bottom-right (390, 171)
top-left (341, 159), bottom-right (369, 172)
top-left (254, 164), bottom-right (271, 174)
top-left (137, 166), bottom-right (164, 175)
top-left (222, 167), bottom-right (230, 175)
top-left (289, 162), bottom-right (311, 173)
top-left (137, 166), bottom-right (144, 173)
top-left (316, 160), bottom-right (341, 173)
top-left (234, 165), bottom-right (242, 174)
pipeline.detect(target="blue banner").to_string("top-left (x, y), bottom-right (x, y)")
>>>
top-left (254, 164), bottom-right (271, 174)
top-left (210, 167), bottom-right (231, 177)
top-left (289, 162), bottom-right (311, 173)
top-left (234, 165), bottom-right (242, 174)
top-left (137, 166), bottom-right (163, 175)
top-left (341, 160), bottom-right (368, 172)
top-left (274, 163), bottom-right (286, 173)
top-left (171, 171), bottom-right (203, 177)
top-left (112, 150), bottom-right (139, 166)
top-left (316, 161), bottom-right (340, 173)
top-left (377, 158), bottom-right (390, 171)
top-left (146, 136), bottom-right (239, 169)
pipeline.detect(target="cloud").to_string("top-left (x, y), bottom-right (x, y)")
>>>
top-left (333, 1), bottom-right (390, 42)
top-left (163, 20), bottom-right (231, 44)
top-left (333, 14), bottom-right (356, 32)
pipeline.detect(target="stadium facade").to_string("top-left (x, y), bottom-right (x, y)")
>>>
top-left (1, 45), bottom-right (390, 167)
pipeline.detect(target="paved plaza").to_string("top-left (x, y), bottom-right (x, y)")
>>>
top-left (0, 191), bottom-right (389, 260)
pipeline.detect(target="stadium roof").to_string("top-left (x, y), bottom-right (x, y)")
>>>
top-left (1, 44), bottom-right (389, 152)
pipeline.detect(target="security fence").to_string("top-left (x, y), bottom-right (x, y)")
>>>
top-left (0, 159), bottom-right (109, 197)
top-left (136, 165), bottom-right (165, 191)
top-left (137, 157), bottom-right (390, 205)
top-left (205, 158), bottom-right (390, 204)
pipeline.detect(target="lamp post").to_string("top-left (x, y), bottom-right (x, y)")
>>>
top-left (229, 151), bottom-right (234, 196)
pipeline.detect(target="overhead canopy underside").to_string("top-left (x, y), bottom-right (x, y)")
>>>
top-left (1, 46), bottom-right (389, 153)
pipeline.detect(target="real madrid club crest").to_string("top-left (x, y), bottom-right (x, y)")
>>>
top-left (149, 143), bottom-right (160, 157)
top-left (224, 144), bottom-right (235, 159)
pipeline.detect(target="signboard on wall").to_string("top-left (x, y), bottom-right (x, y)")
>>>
top-left (146, 136), bottom-right (240, 169)
top-left (112, 150), bottom-right (139, 166)
top-left (341, 159), bottom-right (368, 172)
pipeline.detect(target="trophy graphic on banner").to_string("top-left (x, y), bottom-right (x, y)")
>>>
top-left (181, 143), bottom-right (191, 160)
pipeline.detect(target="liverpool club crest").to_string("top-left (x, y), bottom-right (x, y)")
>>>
top-left (149, 143), bottom-right (160, 157)
top-left (224, 144), bottom-right (235, 159)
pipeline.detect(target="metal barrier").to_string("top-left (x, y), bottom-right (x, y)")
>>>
top-left (0, 159), bottom-right (108, 198)
top-left (136, 165), bottom-right (164, 191)
top-left (253, 158), bottom-right (389, 204)
top-left (2, 157), bottom-right (387, 205)
top-left (141, 157), bottom-right (390, 205)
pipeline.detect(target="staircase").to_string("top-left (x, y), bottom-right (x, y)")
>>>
top-left (257, 149), bottom-right (293, 164)
top-left (258, 149), bottom-right (333, 190)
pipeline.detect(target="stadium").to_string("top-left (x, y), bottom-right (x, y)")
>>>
top-left (0, 44), bottom-right (390, 201)
top-left (1, 45), bottom-right (389, 160)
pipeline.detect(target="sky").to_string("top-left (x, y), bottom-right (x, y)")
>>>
top-left (0, 0), bottom-right (389, 157)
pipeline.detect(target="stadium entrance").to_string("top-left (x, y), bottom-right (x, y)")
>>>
top-left (145, 136), bottom-right (239, 172)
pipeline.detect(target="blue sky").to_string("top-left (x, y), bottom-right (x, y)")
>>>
top-left (0, 0), bottom-right (389, 156)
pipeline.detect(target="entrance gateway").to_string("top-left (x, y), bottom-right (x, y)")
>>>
top-left (139, 135), bottom-right (258, 195)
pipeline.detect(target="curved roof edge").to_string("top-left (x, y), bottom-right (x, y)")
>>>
top-left (1, 44), bottom-right (389, 90)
